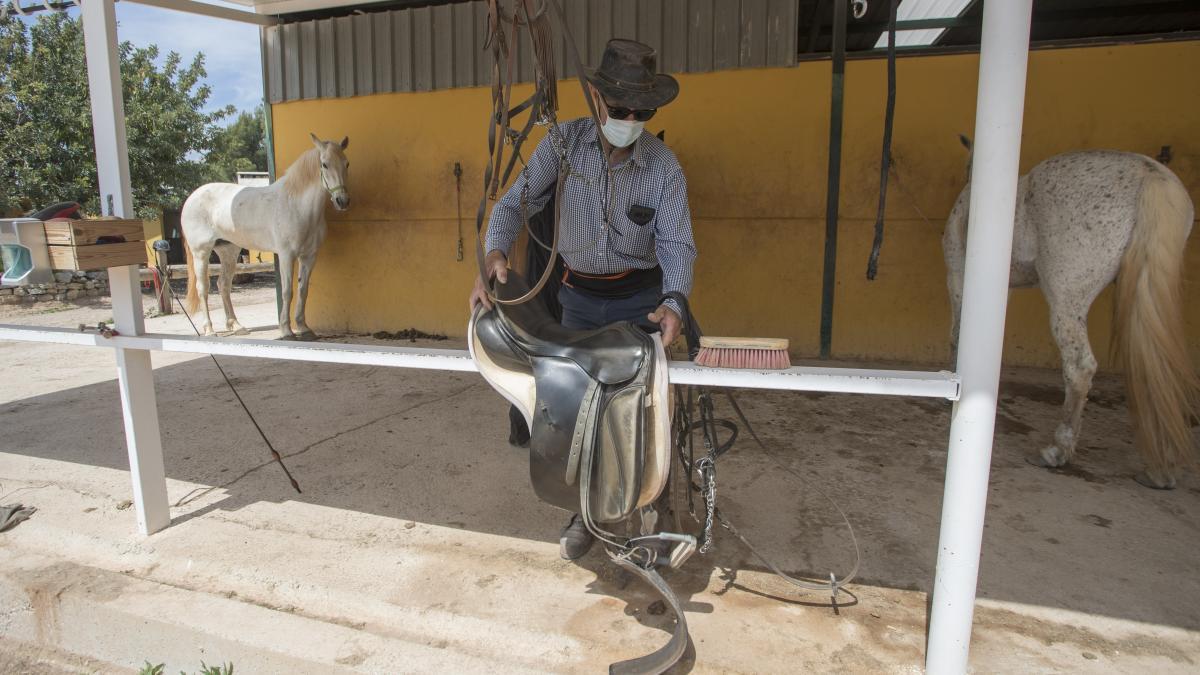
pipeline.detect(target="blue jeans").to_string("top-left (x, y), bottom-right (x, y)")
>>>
top-left (558, 283), bottom-right (662, 332)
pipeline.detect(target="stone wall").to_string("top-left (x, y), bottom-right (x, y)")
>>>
top-left (0, 271), bottom-right (110, 305)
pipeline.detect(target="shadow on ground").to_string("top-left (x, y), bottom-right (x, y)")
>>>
top-left (2, 345), bottom-right (1198, 649)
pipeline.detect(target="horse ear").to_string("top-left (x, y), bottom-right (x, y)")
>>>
top-left (340, 136), bottom-right (350, 150)
top-left (958, 134), bottom-right (973, 151)
top-left (310, 132), bottom-right (323, 149)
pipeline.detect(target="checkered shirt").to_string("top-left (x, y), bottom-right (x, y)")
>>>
top-left (485, 117), bottom-right (697, 318)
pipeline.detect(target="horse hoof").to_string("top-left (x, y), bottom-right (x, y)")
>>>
top-left (1134, 471), bottom-right (1176, 490)
top-left (1025, 447), bottom-right (1066, 468)
top-left (296, 331), bottom-right (319, 342)
top-left (279, 333), bottom-right (297, 341)
top-left (228, 326), bottom-right (250, 336)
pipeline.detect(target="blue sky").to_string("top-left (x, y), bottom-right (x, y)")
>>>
top-left (19, 2), bottom-right (264, 118)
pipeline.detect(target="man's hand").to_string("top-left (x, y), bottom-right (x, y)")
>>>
top-left (647, 304), bottom-right (682, 347)
top-left (469, 250), bottom-right (509, 312)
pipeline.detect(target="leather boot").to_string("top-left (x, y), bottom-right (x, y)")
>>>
top-left (508, 405), bottom-right (530, 447)
top-left (559, 513), bottom-right (595, 560)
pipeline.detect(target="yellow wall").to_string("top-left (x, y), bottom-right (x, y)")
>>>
top-left (271, 40), bottom-right (1200, 368)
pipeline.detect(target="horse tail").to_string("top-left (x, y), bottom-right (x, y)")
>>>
top-left (1113, 164), bottom-right (1198, 485)
top-left (182, 228), bottom-right (200, 315)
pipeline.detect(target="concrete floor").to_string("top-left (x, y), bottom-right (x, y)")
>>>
top-left (0, 286), bottom-right (1198, 673)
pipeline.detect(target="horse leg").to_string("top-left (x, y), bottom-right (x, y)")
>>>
top-left (191, 244), bottom-right (217, 336)
top-left (942, 188), bottom-right (970, 355)
top-left (946, 256), bottom-right (965, 355)
top-left (294, 251), bottom-right (318, 341)
top-left (214, 242), bottom-right (248, 335)
top-left (1029, 302), bottom-right (1097, 469)
top-left (277, 252), bottom-right (297, 340)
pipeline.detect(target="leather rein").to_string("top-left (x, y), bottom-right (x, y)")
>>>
top-left (476, 0), bottom-right (612, 307)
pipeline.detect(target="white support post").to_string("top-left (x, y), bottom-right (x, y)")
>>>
top-left (82, 0), bottom-right (170, 535)
top-left (926, 1), bottom-right (1033, 673)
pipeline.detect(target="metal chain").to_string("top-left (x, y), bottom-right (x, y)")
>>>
top-left (696, 455), bottom-right (717, 553)
top-left (671, 385), bottom-right (861, 597)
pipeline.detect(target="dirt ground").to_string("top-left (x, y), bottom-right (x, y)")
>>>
top-left (0, 279), bottom-right (1198, 673)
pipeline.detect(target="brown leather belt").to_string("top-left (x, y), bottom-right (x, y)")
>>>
top-left (561, 264), bottom-right (663, 298)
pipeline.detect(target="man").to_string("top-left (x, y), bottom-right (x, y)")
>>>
top-left (469, 38), bottom-right (697, 561)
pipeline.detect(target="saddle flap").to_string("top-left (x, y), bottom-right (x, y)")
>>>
top-left (528, 357), bottom-right (594, 512)
top-left (527, 356), bottom-right (649, 524)
top-left (591, 384), bottom-right (646, 522)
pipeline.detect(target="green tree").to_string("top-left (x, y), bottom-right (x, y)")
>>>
top-left (0, 14), bottom-right (95, 214)
top-left (202, 106), bottom-right (267, 184)
top-left (0, 13), bottom-right (237, 217)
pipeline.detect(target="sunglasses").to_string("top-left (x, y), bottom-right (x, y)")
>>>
top-left (604, 104), bottom-right (657, 122)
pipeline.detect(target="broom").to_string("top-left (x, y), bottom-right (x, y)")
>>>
top-left (694, 336), bottom-right (791, 370)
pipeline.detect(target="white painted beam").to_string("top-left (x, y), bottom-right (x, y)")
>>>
top-left (123, 0), bottom-right (280, 25)
top-left (241, 0), bottom-right (393, 17)
top-left (82, 0), bottom-right (170, 536)
top-left (0, 326), bottom-right (960, 400)
top-left (926, 1), bottom-right (1034, 672)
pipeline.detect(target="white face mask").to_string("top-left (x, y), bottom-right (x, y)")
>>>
top-left (600, 117), bottom-right (644, 148)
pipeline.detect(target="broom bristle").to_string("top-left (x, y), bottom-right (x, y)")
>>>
top-left (693, 344), bottom-right (791, 370)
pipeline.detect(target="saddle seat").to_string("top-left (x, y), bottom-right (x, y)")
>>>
top-left (474, 297), bottom-right (648, 384)
top-left (469, 271), bottom-right (671, 523)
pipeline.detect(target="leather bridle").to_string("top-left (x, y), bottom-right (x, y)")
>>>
top-left (476, 0), bottom-right (613, 307)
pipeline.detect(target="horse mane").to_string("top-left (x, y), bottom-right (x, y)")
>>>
top-left (282, 148), bottom-right (321, 198)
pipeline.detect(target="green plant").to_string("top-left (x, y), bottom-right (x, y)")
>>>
top-left (137, 661), bottom-right (233, 675)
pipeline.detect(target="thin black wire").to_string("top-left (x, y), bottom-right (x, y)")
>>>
top-left (158, 262), bottom-right (302, 494)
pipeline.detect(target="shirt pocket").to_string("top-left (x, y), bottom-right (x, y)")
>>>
top-left (627, 205), bottom-right (656, 226)
top-left (612, 170), bottom-right (660, 257)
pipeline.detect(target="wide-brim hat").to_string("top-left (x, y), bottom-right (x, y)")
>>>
top-left (586, 39), bottom-right (679, 110)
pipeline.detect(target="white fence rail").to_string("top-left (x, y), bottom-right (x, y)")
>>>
top-left (0, 325), bottom-right (960, 399)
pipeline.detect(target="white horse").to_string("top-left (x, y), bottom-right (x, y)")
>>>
top-left (944, 143), bottom-right (1197, 489)
top-left (182, 133), bottom-right (350, 340)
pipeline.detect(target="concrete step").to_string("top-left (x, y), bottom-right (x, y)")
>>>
top-left (0, 480), bottom-right (690, 673)
top-left (0, 547), bottom-right (546, 674)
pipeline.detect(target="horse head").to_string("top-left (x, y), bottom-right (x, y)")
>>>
top-left (310, 133), bottom-right (351, 211)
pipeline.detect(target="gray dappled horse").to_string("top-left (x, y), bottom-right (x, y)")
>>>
top-left (944, 141), bottom-right (1197, 488)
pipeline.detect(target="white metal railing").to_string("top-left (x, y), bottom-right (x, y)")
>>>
top-left (0, 324), bottom-right (960, 400)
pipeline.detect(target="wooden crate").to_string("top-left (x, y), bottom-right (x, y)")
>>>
top-left (48, 240), bottom-right (147, 271)
top-left (42, 218), bottom-right (145, 246)
top-left (43, 218), bottom-right (147, 271)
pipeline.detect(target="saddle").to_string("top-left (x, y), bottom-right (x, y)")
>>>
top-left (470, 271), bottom-right (672, 522)
top-left (470, 271), bottom-right (692, 675)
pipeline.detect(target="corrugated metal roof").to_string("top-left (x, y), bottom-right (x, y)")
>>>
top-left (797, 0), bottom-right (1200, 55)
top-left (937, 0), bottom-right (1200, 47)
top-left (263, 0), bottom-right (800, 103)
